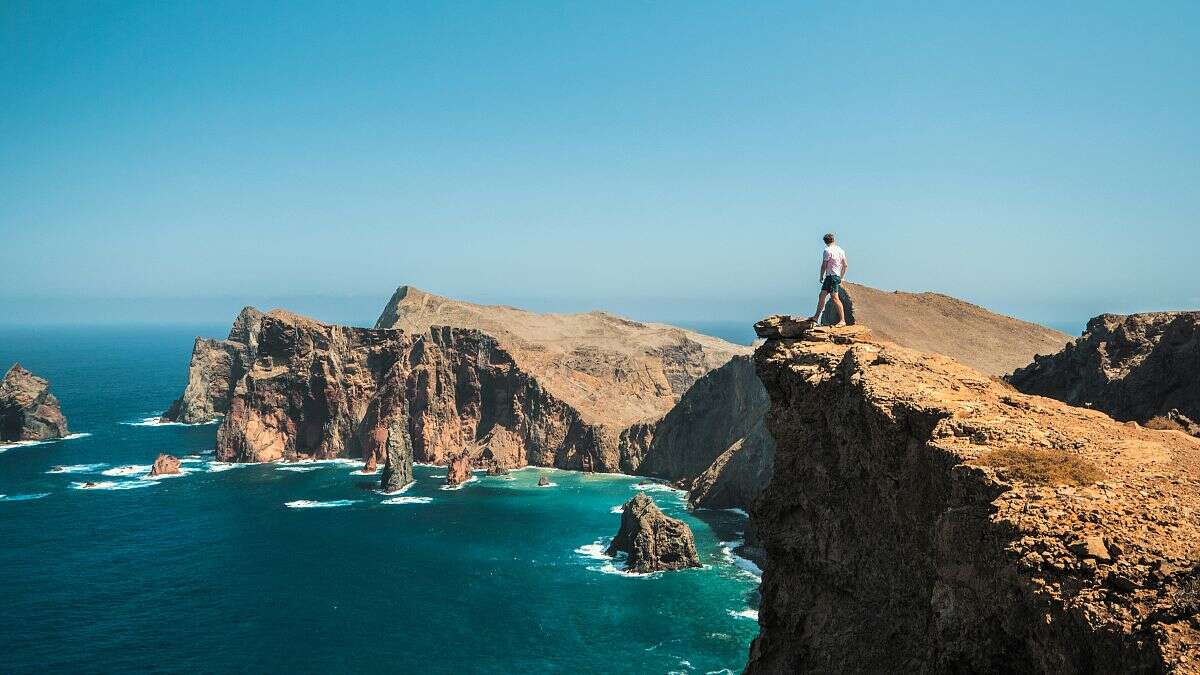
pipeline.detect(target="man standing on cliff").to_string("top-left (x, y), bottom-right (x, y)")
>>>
top-left (811, 233), bottom-right (848, 326)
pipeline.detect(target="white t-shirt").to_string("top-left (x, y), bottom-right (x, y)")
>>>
top-left (822, 244), bottom-right (847, 278)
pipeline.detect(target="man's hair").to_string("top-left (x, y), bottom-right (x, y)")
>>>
top-left (823, 233), bottom-right (835, 244)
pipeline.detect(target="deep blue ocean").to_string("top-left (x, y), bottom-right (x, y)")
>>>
top-left (0, 326), bottom-right (760, 674)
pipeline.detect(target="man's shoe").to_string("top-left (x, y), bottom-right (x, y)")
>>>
top-left (833, 321), bottom-right (847, 328)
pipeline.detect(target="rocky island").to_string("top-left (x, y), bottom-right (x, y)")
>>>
top-left (747, 318), bottom-right (1200, 673)
top-left (0, 364), bottom-right (69, 443)
top-left (607, 492), bottom-right (701, 573)
top-left (148, 453), bottom-right (181, 477)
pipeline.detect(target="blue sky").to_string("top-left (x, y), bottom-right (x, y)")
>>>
top-left (2, 1), bottom-right (1197, 331)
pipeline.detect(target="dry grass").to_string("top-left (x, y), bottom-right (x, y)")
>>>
top-left (1145, 416), bottom-right (1186, 432)
top-left (976, 447), bottom-right (1102, 486)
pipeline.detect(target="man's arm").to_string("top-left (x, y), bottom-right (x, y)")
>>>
top-left (841, 255), bottom-right (848, 281)
top-left (819, 251), bottom-right (829, 282)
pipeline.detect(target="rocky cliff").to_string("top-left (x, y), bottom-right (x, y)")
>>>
top-left (207, 309), bottom-right (664, 475)
top-left (747, 319), bottom-right (1200, 673)
top-left (635, 356), bottom-right (774, 510)
top-left (375, 285), bottom-right (749, 430)
top-left (607, 492), bottom-right (701, 573)
top-left (162, 306), bottom-right (264, 423)
top-left (1009, 312), bottom-right (1200, 433)
top-left (0, 364), bottom-right (69, 443)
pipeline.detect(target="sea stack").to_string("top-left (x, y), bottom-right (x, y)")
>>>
top-left (148, 453), bottom-right (182, 476)
top-left (606, 493), bottom-right (701, 573)
top-left (380, 423), bottom-right (415, 493)
top-left (0, 364), bottom-right (69, 443)
top-left (446, 451), bottom-right (472, 487)
top-left (537, 474), bottom-right (551, 487)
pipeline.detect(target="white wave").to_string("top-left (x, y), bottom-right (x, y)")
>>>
top-left (70, 480), bottom-right (153, 491)
top-left (283, 458), bottom-right (364, 467)
top-left (142, 468), bottom-right (195, 480)
top-left (0, 493), bottom-right (50, 501)
top-left (123, 415), bottom-right (219, 427)
top-left (428, 474), bottom-right (446, 479)
top-left (46, 463), bottom-right (108, 474)
top-left (284, 499), bottom-right (357, 509)
top-left (727, 609), bottom-right (759, 621)
top-left (2, 432), bottom-right (90, 449)
top-left (719, 539), bottom-right (763, 580)
top-left (180, 457), bottom-right (205, 464)
top-left (725, 508), bottom-right (749, 517)
top-left (205, 462), bottom-right (242, 472)
top-left (439, 476), bottom-right (477, 491)
top-left (632, 482), bottom-right (685, 495)
top-left (351, 467), bottom-right (380, 475)
top-left (381, 496), bottom-right (432, 505)
top-left (275, 465), bottom-right (321, 473)
top-left (575, 541), bottom-right (610, 560)
top-left (610, 505), bottom-right (625, 514)
top-left (102, 465), bottom-right (150, 477)
top-left (537, 481), bottom-right (559, 487)
top-left (575, 539), bottom-right (656, 578)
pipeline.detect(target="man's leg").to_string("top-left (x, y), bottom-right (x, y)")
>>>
top-left (811, 291), bottom-right (829, 323)
top-left (830, 292), bottom-right (845, 325)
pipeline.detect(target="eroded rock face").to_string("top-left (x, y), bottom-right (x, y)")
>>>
top-left (748, 321), bottom-right (1200, 673)
top-left (0, 364), bottom-right (69, 442)
top-left (1010, 312), bottom-right (1200, 432)
top-left (206, 310), bottom-right (644, 476)
top-left (607, 493), bottom-right (701, 573)
top-left (162, 307), bottom-right (264, 423)
top-left (148, 453), bottom-right (181, 476)
top-left (636, 356), bottom-right (774, 510)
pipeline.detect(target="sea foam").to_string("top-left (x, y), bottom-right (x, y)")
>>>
top-left (0, 493), bottom-right (50, 501)
top-left (46, 463), bottom-right (108, 474)
top-left (381, 496), bottom-right (432, 505)
top-left (284, 499), bottom-right (357, 509)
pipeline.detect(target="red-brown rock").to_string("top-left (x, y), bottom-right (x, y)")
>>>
top-left (1, 364), bottom-right (69, 443)
top-left (148, 453), bottom-right (181, 476)
top-left (445, 451), bottom-right (472, 487)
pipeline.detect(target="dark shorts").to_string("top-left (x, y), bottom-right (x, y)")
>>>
top-left (821, 274), bottom-right (841, 294)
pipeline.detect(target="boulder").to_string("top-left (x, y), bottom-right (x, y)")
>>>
top-left (753, 315), bottom-right (814, 339)
top-left (537, 474), bottom-right (551, 487)
top-left (606, 492), bottom-right (701, 573)
top-left (148, 454), bottom-right (181, 477)
top-left (0, 364), bottom-right (69, 443)
top-left (486, 465), bottom-right (510, 476)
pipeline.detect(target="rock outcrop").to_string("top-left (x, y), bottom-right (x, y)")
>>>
top-left (445, 451), bottom-right (472, 487)
top-left (162, 307), bottom-right (264, 423)
top-left (200, 309), bottom-right (662, 477)
top-left (1009, 312), bottom-right (1200, 434)
top-left (148, 453), bottom-right (181, 476)
top-left (0, 364), bottom-right (69, 443)
top-left (379, 422), bottom-right (414, 492)
top-left (537, 474), bottom-right (551, 487)
top-left (607, 493), bottom-right (701, 573)
top-left (747, 319), bottom-right (1200, 673)
top-left (636, 356), bottom-right (774, 510)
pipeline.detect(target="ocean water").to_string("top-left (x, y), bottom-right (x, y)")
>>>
top-left (0, 326), bottom-right (760, 674)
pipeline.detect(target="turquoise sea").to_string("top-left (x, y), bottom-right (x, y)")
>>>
top-left (0, 326), bottom-right (760, 674)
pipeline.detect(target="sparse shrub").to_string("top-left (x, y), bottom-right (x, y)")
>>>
top-left (976, 447), bottom-right (1102, 485)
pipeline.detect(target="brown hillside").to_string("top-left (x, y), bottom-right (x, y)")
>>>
top-left (839, 282), bottom-right (1070, 375)
top-left (375, 286), bottom-right (750, 427)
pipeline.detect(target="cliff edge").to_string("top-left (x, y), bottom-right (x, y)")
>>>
top-left (748, 319), bottom-right (1200, 673)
